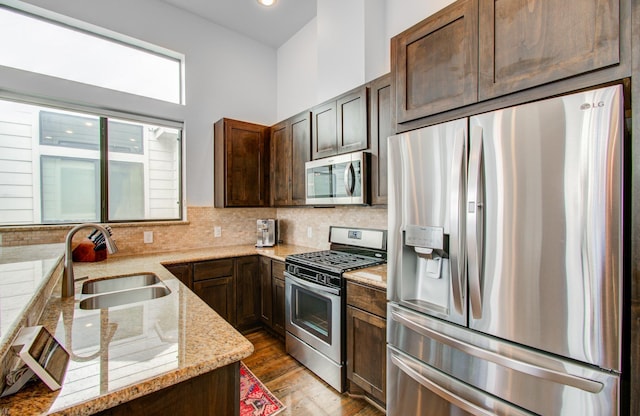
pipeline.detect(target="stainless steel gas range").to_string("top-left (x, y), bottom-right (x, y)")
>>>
top-left (284, 226), bottom-right (387, 392)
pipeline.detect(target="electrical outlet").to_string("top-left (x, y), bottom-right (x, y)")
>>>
top-left (307, 226), bottom-right (313, 238)
top-left (214, 226), bottom-right (222, 238)
top-left (143, 231), bottom-right (153, 244)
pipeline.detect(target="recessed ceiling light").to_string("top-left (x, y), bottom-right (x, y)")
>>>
top-left (257, 0), bottom-right (276, 6)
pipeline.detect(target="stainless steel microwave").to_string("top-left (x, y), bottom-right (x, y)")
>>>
top-left (305, 151), bottom-right (369, 205)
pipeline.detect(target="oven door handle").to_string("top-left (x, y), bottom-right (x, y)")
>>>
top-left (285, 271), bottom-right (341, 296)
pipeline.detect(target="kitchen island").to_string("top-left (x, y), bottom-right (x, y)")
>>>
top-left (0, 244), bottom-right (314, 415)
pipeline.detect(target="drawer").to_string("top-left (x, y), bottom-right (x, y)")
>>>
top-left (346, 280), bottom-right (387, 318)
top-left (272, 260), bottom-right (285, 280)
top-left (193, 258), bottom-right (234, 281)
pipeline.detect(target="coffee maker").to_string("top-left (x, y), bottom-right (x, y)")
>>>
top-left (256, 219), bottom-right (277, 247)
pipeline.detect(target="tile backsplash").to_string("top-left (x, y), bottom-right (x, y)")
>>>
top-left (0, 206), bottom-right (388, 253)
top-left (277, 206), bottom-right (388, 249)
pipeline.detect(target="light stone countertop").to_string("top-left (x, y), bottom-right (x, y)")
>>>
top-left (0, 243), bottom-right (386, 415)
top-left (0, 244), bottom-right (316, 415)
top-left (343, 264), bottom-right (387, 290)
top-left (0, 244), bottom-right (65, 364)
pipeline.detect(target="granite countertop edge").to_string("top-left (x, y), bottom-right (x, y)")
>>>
top-left (1, 243), bottom-right (387, 415)
top-left (0, 243), bottom-right (318, 415)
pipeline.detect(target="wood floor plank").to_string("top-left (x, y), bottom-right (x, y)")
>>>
top-left (243, 330), bottom-right (385, 416)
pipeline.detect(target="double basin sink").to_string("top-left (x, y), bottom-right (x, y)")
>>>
top-left (79, 273), bottom-right (171, 310)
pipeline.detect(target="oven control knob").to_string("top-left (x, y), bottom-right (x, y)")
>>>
top-left (292, 266), bottom-right (299, 275)
top-left (319, 274), bottom-right (327, 284)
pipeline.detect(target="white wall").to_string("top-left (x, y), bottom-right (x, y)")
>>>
top-left (276, 19), bottom-right (318, 121)
top-left (1, 0), bottom-right (458, 208)
top-left (316, 0), bottom-right (366, 102)
top-left (365, 0), bottom-right (388, 81)
top-left (0, 0), bottom-right (278, 207)
top-left (276, 0), bottom-right (456, 118)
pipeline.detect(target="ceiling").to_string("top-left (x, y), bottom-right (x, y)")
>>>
top-left (159, 0), bottom-right (317, 48)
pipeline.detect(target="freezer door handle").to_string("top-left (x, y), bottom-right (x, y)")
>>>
top-left (449, 127), bottom-right (466, 315)
top-left (467, 125), bottom-right (484, 319)
top-left (390, 309), bottom-right (604, 393)
top-left (389, 348), bottom-right (530, 416)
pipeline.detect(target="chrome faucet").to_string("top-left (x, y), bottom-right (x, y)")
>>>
top-left (63, 223), bottom-right (118, 297)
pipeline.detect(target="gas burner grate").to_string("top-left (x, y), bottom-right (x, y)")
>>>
top-left (287, 250), bottom-right (384, 273)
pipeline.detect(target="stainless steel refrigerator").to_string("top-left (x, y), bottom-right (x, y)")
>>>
top-left (387, 84), bottom-right (624, 415)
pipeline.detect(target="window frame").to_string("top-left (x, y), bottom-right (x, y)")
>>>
top-left (0, 3), bottom-right (185, 105)
top-left (0, 96), bottom-right (185, 225)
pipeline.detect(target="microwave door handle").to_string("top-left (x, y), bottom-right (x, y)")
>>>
top-left (449, 128), bottom-right (466, 315)
top-left (467, 126), bottom-right (484, 319)
top-left (343, 162), bottom-right (355, 196)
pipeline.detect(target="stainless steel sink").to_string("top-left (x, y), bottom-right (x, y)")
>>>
top-left (79, 286), bottom-right (171, 310)
top-left (82, 273), bottom-right (161, 294)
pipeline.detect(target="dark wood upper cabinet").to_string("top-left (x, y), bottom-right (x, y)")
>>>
top-left (290, 113), bottom-right (312, 204)
top-left (214, 118), bottom-right (270, 207)
top-left (478, 0), bottom-right (621, 101)
top-left (270, 111), bottom-right (311, 206)
top-left (368, 73), bottom-right (392, 205)
top-left (392, 0), bottom-right (479, 123)
top-left (337, 86), bottom-right (369, 154)
top-left (392, 0), bottom-right (625, 127)
top-left (311, 100), bottom-right (338, 159)
top-left (312, 86), bottom-right (369, 159)
top-left (270, 120), bottom-right (290, 207)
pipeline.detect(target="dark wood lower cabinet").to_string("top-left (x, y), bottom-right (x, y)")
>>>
top-left (235, 256), bottom-right (261, 332)
top-left (259, 256), bottom-right (273, 326)
top-left (259, 258), bottom-right (286, 338)
top-left (164, 263), bottom-right (192, 288)
top-left (165, 256), bottom-right (264, 332)
top-left (272, 276), bottom-right (285, 337)
top-left (346, 281), bottom-right (387, 406)
top-left (94, 362), bottom-right (239, 416)
top-left (193, 276), bottom-right (235, 325)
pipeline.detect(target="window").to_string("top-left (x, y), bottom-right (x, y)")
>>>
top-left (0, 6), bottom-right (183, 104)
top-left (0, 99), bottom-right (182, 225)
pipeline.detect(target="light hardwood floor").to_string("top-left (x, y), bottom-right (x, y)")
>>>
top-left (243, 330), bottom-right (385, 416)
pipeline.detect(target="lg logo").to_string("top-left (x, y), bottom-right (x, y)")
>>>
top-left (580, 101), bottom-right (605, 110)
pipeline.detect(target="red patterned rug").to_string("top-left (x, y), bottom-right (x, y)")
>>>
top-left (240, 362), bottom-right (285, 416)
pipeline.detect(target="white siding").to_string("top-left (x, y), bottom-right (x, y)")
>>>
top-left (0, 112), bottom-right (35, 225)
top-left (147, 133), bottom-right (179, 219)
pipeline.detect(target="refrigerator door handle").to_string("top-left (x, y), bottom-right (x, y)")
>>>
top-left (343, 162), bottom-right (354, 196)
top-left (449, 127), bottom-right (466, 315)
top-left (467, 125), bottom-right (484, 319)
top-left (390, 309), bottom-right (604, 393)
top-left (390, 349), bottom-right (508, 416)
